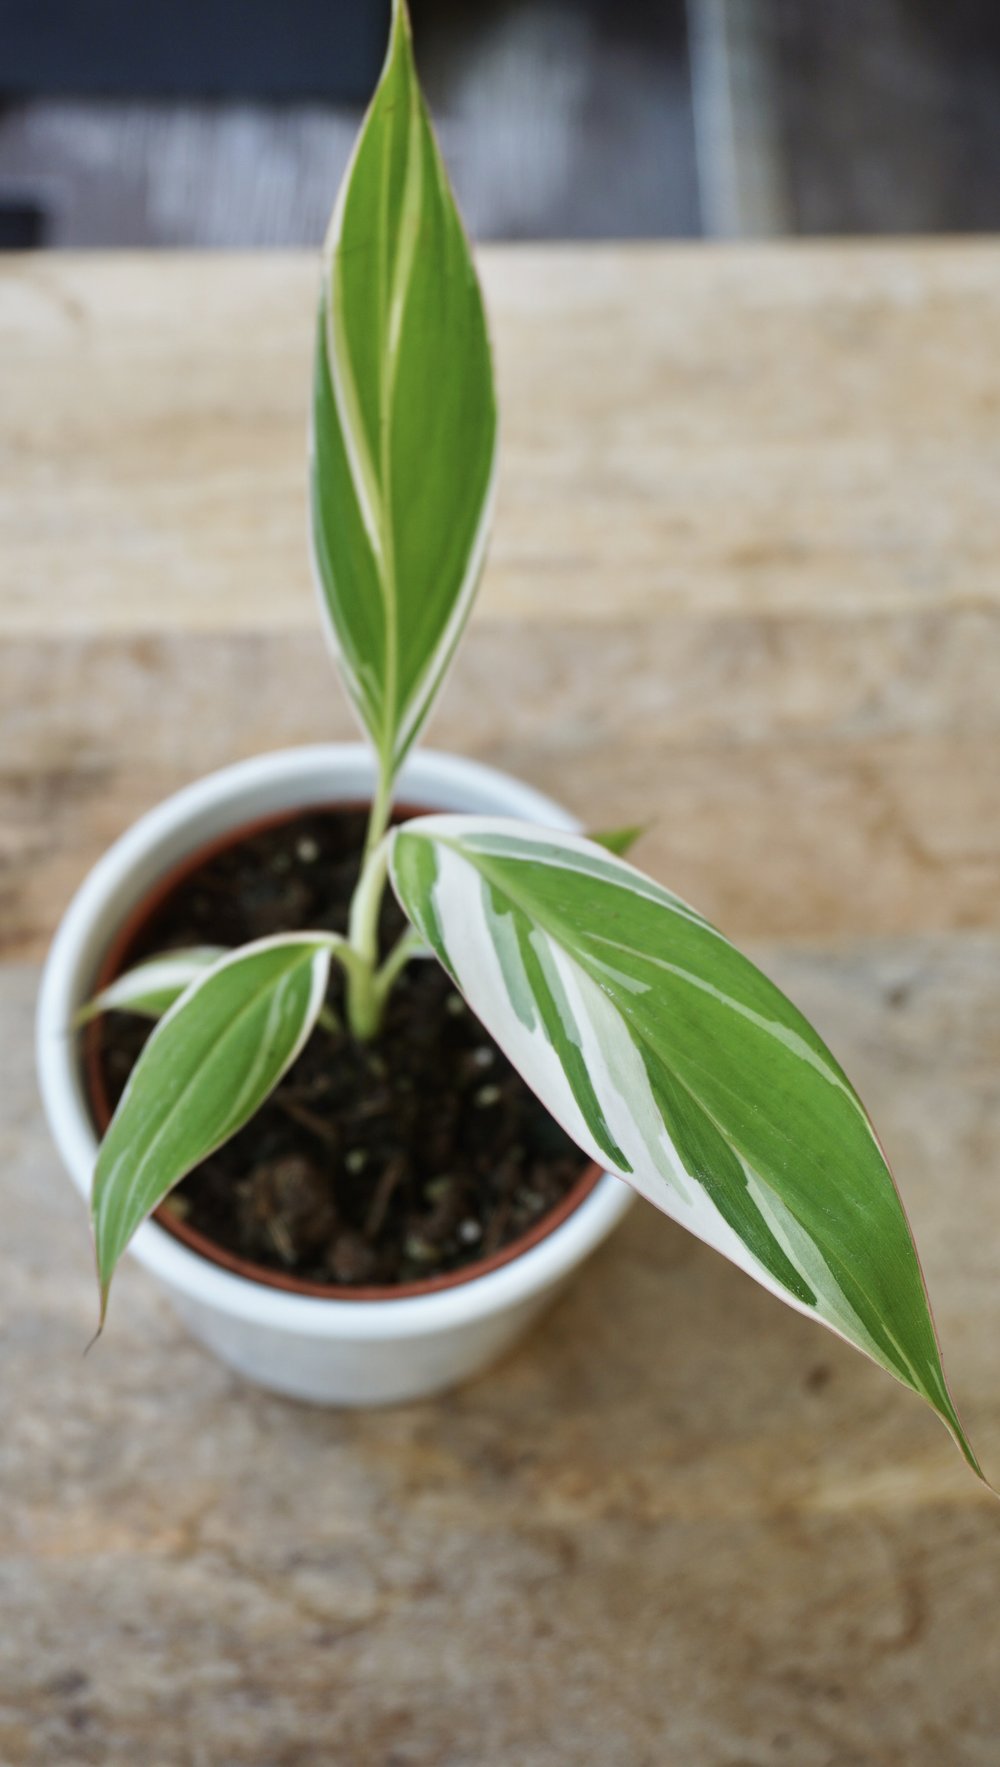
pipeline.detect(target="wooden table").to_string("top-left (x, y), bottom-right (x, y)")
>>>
top-left (3, 246), bottom-right (999, 1765)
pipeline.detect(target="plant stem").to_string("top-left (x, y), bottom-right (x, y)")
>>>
top-left (344, 831), bottom-right (392, 1040)
top-left (362, 754), bottom-right (394, 864)
top-left (372, 926), bottom-right (427, 1011)
top-left (338, 761), bottom-right (425, 1040)
top-left (349, 832), bottom-right (390, 963)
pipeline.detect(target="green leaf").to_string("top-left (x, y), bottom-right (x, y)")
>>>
top-left (91, 936), bottom-right (333, 1317)
top-left (310, 0), bottom-right (497, 779)
top-left (390, 815), bottom-right (983, 1480)
top-left (75, 946), bottom-right (227, 1024)
top-left (587, 823), bottom-right (647, 858)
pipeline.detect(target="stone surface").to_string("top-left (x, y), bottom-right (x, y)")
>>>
top-left (2, 246), bottom-right (1000, 1763)
top-left (4, 943), bottom-right (1000, 1765)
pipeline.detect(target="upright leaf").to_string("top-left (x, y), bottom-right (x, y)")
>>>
top-left (91, 936), bottom-right (333, 1315)
top-left (390, 816), bottom-right (982, 1478)
top-left (311, 0), bottom-right (497, 777)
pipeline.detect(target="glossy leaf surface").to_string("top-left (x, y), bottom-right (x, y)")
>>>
top-left (311, 0), bottom-right (497, 777)
top-left (91, 937), bottom-right (332, 1314)
top-left (77, 947), bottom-right (227, 1024)
top-left (390, 815), bottom-right (981, 1476)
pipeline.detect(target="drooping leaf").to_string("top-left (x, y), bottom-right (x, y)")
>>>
top-left (587, 823), bottom-right (647, 858)
top-left (310, 0), bottom-right (497, 779)
top-left (76, 947), bottom-right (227, 1024)
top-left (91, 936), bottom-right (333, 1315)
top-left (390, 815), bottom-right (982, 1478)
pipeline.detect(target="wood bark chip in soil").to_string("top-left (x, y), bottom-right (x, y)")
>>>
top-left (90, 805), bottom-right (591, 1291)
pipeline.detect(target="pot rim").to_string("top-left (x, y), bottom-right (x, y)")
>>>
top-left (82, 793), bottom-right (604, 1302)
top-left (36, 744), bottom-right (635, 1340)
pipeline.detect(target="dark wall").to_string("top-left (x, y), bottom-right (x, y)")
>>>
top-left (0, 0), bottom-right (390, 101)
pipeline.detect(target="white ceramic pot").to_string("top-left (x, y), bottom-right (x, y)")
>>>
top-left (36, 745), bottom-right (634, 1405)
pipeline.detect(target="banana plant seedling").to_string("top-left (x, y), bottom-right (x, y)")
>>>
top-left (84, 0), bottom-right (985, 1484)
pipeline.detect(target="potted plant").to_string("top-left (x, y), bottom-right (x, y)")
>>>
top-left (36, 0), bottom-right (985, 1480)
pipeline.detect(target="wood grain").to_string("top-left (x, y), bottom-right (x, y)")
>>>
top-left (2, 245), bottom-right (1000, 1764)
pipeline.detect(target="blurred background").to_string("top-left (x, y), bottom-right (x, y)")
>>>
top-left (1, 0), bottom-right (1000, 248)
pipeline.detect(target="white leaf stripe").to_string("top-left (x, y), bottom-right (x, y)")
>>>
top-left (321, 48), bottom-right (389, 569)
top-left (310, 0), bottom-right (407, 744)
top-left (385, 74), bottom-right (425, 384)
top-left (548, 930), bottom-right (857, 1323)
top-left (587, 929), bottom-right (863, 1114)
top-left (310, 0), bottom-right (497, 774)
top-left (97, 941), bottom-right (327, 1252)
top-left (92, 936), bottom-right (332, 1302)
top-left (389, 818), bottom-right (981, 1475)
top-left (392, 446), bottom-right (499, 762)
top-left (494, 867), bottom-right (900, 1363)
top-left (308, 344), bottom-right (383, 743)
top-left (405, 815), bottom-right (864, 1121)
top-left (406, 817), bottom-right (724, 937)
top-left (77, 947), bottom-right (227, 1023)
top-left (482, 873), bottom-right (630, 1171)
top-left (471, 865), bottom-right (835, 1326)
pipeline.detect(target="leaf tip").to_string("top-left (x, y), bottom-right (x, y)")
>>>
top-left (587, 821), bottom-right (652, 859)
top-left (946, 1412), bottom-right (994, 1495)
top-left (85, 1298), bottom-right (107, 1354)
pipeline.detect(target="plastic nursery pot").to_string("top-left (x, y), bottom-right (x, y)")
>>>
top-left (36, 745), bottom-right (635, 1405)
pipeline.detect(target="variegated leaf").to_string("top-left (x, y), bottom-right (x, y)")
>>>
top-left (91, 936), bottom-right (332, 1316)
top-left (390, 816), bottom-right (982, 1477)
top-left (76, 946), bottom-right (227, 1024)
top-left (310, 0), bottom-right (497, 778)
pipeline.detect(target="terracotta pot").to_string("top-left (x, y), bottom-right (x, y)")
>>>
top-left (37, 745), bottom-right (634, 1404)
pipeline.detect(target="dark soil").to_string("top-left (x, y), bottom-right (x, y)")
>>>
top-left (91, 805), bottom-right (589, 1289)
